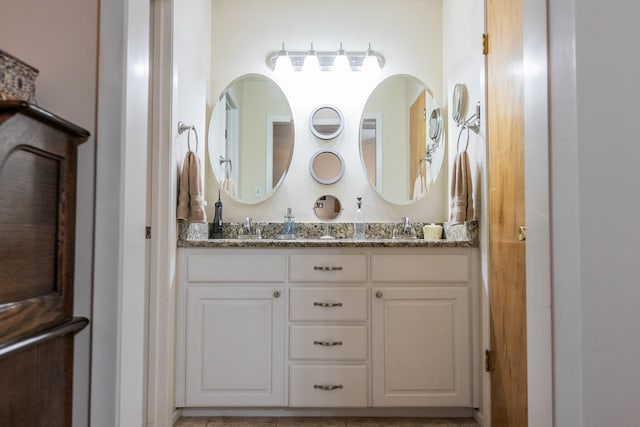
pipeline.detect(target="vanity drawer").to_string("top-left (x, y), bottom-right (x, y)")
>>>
top-left (371, 254), bottom-right (470, 283)
top-left (290, 325), bottom-right (367, 361)
top-left (289, 365), bottom-right (368, 407)
top-left (289, 287), bottom-right (367, 322)
top-left (289, 254), bottom-right (367, 283)
top-left (186, 253), bottom-right (286, 282)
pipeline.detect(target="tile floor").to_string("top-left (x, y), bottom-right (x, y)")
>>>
top-left (174, 417), bottom-right (480, 427)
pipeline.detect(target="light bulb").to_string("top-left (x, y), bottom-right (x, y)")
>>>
top-left (303, 43), bottom-right (320, 74)
top-left (332, 43), bottom-right (351, 74)
top-left (273, 43), bottom-right (293, 75)
top-left (362, 42), bottom-right (381, 74)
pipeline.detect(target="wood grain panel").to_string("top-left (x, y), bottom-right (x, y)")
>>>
top-left (486, 0), bottom-right (528, 424)
top-left (0, 335), bottom-right (73, 425)
top-left (410, 91), bottom-right (426, 199)
top-left (0, 101), bottom-right (88, 426)
top-left (0, 103), bottom-right (87, 345)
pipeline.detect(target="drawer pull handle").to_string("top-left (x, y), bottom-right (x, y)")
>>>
top-left (313, 302), bottom-right (343, 308)
top-left (313, 384), bottom-right (343, 391)
top-left (273, 291), bottom-right (281, 298)
top-left (313, 340), bottom-right (343, 347)
top-left (313, 266), bottom-right (343, 271)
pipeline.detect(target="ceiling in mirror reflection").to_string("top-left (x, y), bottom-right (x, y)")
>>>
top-left (207, 74), bottom-right (294, 204)
top-left (359, 74), bottom-right (445, 205)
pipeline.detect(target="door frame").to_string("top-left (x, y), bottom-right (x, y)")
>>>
top-left (522, 0), bottom-right (554, 425)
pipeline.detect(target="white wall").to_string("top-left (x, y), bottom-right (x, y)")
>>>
top-left (548, 0), bottom-right (640, 425)
top-left (0, 2), bottom-right (98, 425)
top-left (204, 0), bottom-right (451, 223)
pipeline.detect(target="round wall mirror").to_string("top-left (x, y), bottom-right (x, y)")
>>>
top-left (313, 195), bottom-right (342, 222)
top-left (309, 149), bottom-right (345, 185)
top-left (359, 74), bottom-right (445, 204)
top-left (429, 108), bottom-right (442, 141)
top-left (207, 73), bottom-right (294, 204)
top-left (451, 83), bottom-right (466, 124)
top-left (309, 105), bottom-right (344, 140)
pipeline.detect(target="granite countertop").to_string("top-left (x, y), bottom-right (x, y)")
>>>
top-left (177, 220), bottom-right (479, 248)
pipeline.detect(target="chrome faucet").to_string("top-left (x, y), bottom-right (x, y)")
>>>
top-left (398, 216), bottom-right (417, 239)
top-left (243, 217), bottom-right (253, 234)
top-left (401, 216), bottom-right (412, 234)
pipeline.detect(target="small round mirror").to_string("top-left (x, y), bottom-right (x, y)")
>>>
top-left (429, 108), bottom-right (442, 141)
top-left (309, 105), bottom-right (344, 140)
top-left (313, 195), bottom-right (342, 222)
top-left (451, 83), bottom-right (466, 124)
top-left (309, 150), bottom-right (345, 184)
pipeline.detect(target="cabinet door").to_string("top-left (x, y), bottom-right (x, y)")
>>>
top-left (185, 286), bottom-right (285, 406)
top-left (372, 287), bottom-right (471, 407)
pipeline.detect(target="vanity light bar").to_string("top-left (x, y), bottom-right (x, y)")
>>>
top-left (267, 43), bottom-right (385, 72)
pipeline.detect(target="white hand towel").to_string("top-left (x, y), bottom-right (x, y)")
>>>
top-left (449, 151), bottom-right (474, 223)
top-left (222, 176), bottom-right (236, 198)
top-left (412, 172), bottom-right (426, 200)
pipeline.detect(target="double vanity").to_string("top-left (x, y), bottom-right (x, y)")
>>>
top-left (175, 228), bottom-right (480, 414)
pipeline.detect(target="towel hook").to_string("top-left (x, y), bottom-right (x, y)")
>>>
top-left (177, 121), bottom-right (199, 153)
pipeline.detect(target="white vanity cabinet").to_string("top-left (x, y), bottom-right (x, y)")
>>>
top-left (177, 247), bottom-right (478, 411)
top-left (370, 254), bottom-right (473, 407)
top-left (288, 254), bottom-right (369, 407)
top-left (179, 252), bottom-right (286, 407)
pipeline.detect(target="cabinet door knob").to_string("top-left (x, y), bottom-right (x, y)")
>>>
top-left (375, 291), bottom-right (383, 299)
top-left (273, 291), bottom-right (281, 298)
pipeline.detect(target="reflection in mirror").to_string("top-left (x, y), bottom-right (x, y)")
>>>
top-left (360, 74), bottom-right (445, 204)
top-left (313, 194), bottom-right (342, 239)
top-left (207, 74), bottom-right (294, 204)
top-left (309, 150), bottom-right (345, 185)
top-left (309, 105), bottom-right (344, 140)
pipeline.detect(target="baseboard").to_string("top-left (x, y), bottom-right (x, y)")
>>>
top-left (179, 407), bottom-right (474, 418)
top-left (472, 408), bottom-right (484, 426)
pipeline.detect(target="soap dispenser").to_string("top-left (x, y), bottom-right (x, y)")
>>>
top-left (210, 190), bottom-right (224, 239)
top-left (354, 197), bottom-right (365, 240)
top-left (283, 207), bottom-right (296, 237)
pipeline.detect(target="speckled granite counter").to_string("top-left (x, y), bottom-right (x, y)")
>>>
top-left (177, 220), bottom-right (479, 248)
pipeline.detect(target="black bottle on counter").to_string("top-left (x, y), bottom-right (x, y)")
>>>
top-left (210, 190), bottom-right (224, 239)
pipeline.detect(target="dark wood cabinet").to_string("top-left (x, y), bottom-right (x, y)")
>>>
top-left (0, 100), bottom-right (89, 425)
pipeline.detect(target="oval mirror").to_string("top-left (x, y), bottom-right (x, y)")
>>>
top-left (309, 105), bottom-right (344, 140)
top-left (313, 195), bottom-right (342, 222)
top-left (451, 83), bottom-right (466, 124)
top-left (309, 149), bottom-right (345, 185)
top-left (207, 73), bottom-right (294, 204)
top-left (359, 74), bottom-right (445, 204)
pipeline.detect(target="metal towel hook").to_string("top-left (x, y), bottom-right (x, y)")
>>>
top-left (177, 121), bottom-right (199, 153)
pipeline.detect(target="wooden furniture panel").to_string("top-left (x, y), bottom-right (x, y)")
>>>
top-left (0, 101), bottom-right (89, 425)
